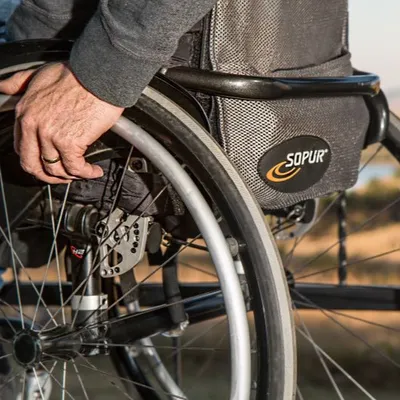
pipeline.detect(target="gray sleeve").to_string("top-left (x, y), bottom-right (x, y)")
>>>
top-left (7, 0), bottom-right (98, 40)
top-left (69, 0), bottom-right (217, 107)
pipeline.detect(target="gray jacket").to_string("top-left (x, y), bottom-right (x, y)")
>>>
top-left (8, 0), bottom-right (216, 107)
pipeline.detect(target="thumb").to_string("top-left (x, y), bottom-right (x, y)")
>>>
top-left (0, 69), bottom-right (36, 95)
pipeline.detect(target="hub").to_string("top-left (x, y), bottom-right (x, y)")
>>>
top-left (12, 326), bottom-right (91, 367)
top-left (12, 330), bottom-right (41, 367)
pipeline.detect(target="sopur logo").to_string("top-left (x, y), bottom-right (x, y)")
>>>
top-left (258, 136), bottom-right (331, 193)
top-left (266, 149), bottom-right (329, 183)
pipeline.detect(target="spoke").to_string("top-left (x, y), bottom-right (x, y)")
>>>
top-left (59, 289), bottom-right (222, 342)
top-left (0, 305), bottom-right (16, 334)
top-left (96, 232), bottom-right (203, 321)
top-left (296, 246), bottom-right (400, 281)
top-left (272, 221), bottom-right (296, 235)
top-left (275, 196), bottom-right (341, 273)
top-left (294, 299), bottom-right (400, 333)
top-left (41, 183), bottom-right (169, 332)
top-left (16, 224), bottom-right (43, 232)
top-left (0, 337), bottom-right (10, 344)
top-left (293, 289), bottom-right (400, 368)
top-left (50, 186), bottom-right (68, 325)
top-left (0, 224), bottom-right (57, 325)
top-left (77, 230), bottom-right (204, 328)
top-left (61, 362), bottom-right (67, 400)
top-left (296, 385), bottom-right (305, 400)
top-left (295, 307), bottom-right (344, 399)
top-left (4, 187), bottom-right (47, 236)
top-left (282, 194), bottom-right (341, 259)
top-left (294, 195), bottom-right (400, 277)
top-left (180, 261), bottom-right (218, 278)
top-left (75, 354), bottom-right (134, 400)
top-left (0, 353), bottom-right (11, 361)
top-left (0, 368), bottom-right (21, 393)
top-left (166, 316), bottom-right (228, 363)
top-left (359, 144), bottom-right (383, 173)
top-left (67, 342), bottom-right (228, 352)
top-left (71, 361), bottom-right (89, 400)
top-left (296, 327), bottom-right (377, 400)
top-left (0, 166), bottom-right (24, 327)
top-left (0, 298), bottom-right (43, 328)
top-left (36, 361), bottom-right (58, 398)
top-left (39, 362), bottom-right (76, 400)
top-left (164, 237), bottom-right (208, 252)
top-left (346, 247), bottom-right (400, 267)
top-left (21, 370), bottom-right (26, 400)
top-left (283, 237), bottom-right (299, 268)
top-left (32, 184), bottom-right (70, 327)
top-left (282, 142), bottom-right (384, 264)
top-left (33, 368), bottom-right (46, 400)
top-left (195, 330), bottom-right (228, 379)
top-left (70, 147), bottom-right (134, 329)
top-left (74, 352), bottom-right (186, 400)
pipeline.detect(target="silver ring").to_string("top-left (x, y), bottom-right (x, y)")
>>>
top-left (41, 155), bottom-right (61, 164)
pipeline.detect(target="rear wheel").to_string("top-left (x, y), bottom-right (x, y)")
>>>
top-left (268, 112), bottom-right (400, 399)
top-left (0, 44), bottom-right (296, 400)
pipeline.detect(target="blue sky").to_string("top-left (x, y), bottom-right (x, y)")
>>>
top-left (349, 0), bottom-right (400, 110)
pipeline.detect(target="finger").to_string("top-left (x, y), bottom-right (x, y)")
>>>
top-left (38, 130), bottom-right (78, 180)
top-left (0, 69), bottom-right (36, 95)
top-left (18, 117), bottom-right (71, 184)
top-left (58, 146), bottom-right (104, 180)
top-left (32, 169), bottom-right (72, 185)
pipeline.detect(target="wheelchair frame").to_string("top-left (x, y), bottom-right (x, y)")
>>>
top-left (0, 38), bottom-right (399, 326)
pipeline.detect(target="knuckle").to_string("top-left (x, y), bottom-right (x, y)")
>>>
top-left (20, 115), bottom-right (36, 130)
top-left (14, 71), bottom-right (27, 81)
top-left (20, 162), bottom-right (35, 175)
top-left (65, 165), bottom-right (80, 175)
top-left (40, 129), bottom-right (53, 141)
top-left (6, 81), bottom-right (20, 94)
top-left (14, 102), bottom-right (24, 116)
top-left (43, 163), bottom-right (57, 173)
top-left (51, 136), bottom-right (64, 147)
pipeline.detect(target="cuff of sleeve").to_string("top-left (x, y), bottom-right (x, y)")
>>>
top-left (69, 14), bottom-right (162, 108)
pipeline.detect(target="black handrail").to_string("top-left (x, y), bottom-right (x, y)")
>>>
top-left (165, 67), bottom-right (380, 101)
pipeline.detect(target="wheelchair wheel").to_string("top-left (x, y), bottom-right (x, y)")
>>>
top-left (0, 44), bottom-right (295, 400)
top-left (269, 111), bottom-right (400, 399)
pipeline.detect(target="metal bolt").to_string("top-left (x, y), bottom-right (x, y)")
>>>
top-left (130, 248), bottom-right (137, 254)
top-left (134, 223), bottom-right (139, 229)
top-left (226, 237), bottom-right (239, 257)
top-left (120, 213), bottom-right (128, 222)
top-left (135, 236), bottom-right (140, 241)
top-left (134, 229), bottom-right (139, 235)
top-left (133, 242), bottom-right (139, 248)
top-left (96, 223), bottom-right (107, 236)
top-left (101, 269), bottom-right (108, 277)
top-left (131, 160), bottom-right (143, 171)
top-left (114, 232), bottom-right (120, 242)
top-left (114, 267), bottom-right (120, 274)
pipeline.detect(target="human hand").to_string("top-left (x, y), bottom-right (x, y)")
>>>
top-left (0, 63), bottom-right (124, 184)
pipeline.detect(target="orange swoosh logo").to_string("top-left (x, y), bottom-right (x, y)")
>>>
top-left (266, 161), bottom-right (301, 182)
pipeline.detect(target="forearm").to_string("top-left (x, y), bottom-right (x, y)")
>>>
top-left (7, 0), bottom-right (98, 40)
top-left (69, 0), bottom-right (217, 107)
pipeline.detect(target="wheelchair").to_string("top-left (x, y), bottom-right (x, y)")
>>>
top-left (0, 1), bottom-right (398, 399)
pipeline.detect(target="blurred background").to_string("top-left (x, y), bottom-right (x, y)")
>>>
top-left (1, 1), bottom-right (400, 399)
top-left (294, 2), bottom-right (400, 397)
top-left (350, 0), bottom-right (400, 115)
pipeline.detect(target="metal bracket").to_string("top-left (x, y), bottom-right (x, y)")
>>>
top-left (98, 208), bottom-right (150, 278)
